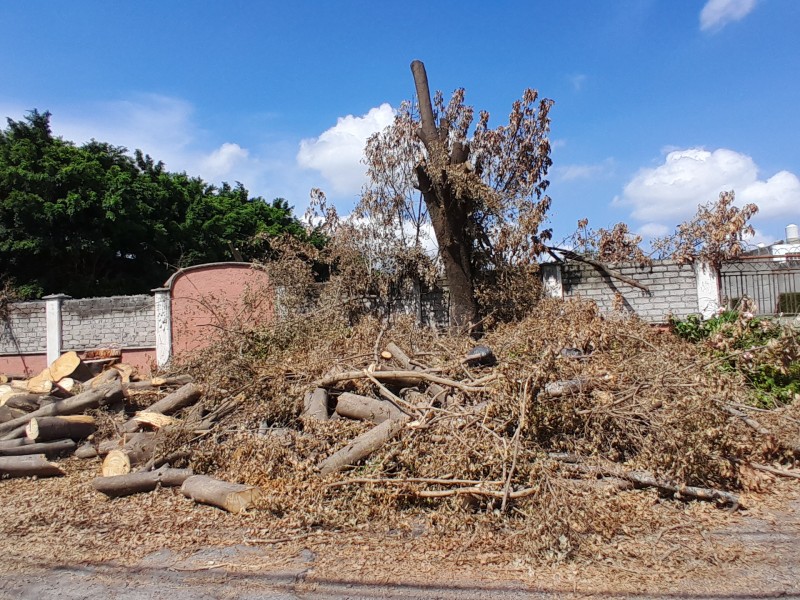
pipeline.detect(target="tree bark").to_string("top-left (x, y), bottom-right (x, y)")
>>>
top-left (302, 387), bottom-right (329, 421)
top-left (318, 418), bottom-right (406, 476)
top-left (543, 378), bottom-right (595, 398)
top-left (0, 438), bottom-right (34, 449)
top-left (92, 466), bottom-right (193, 498)
top-left (0, 454), bottom-right (64, 478)
top-left (334, 392), bottom-right (404, 423)
top-left (25, 415), bottom-right (97, 442)
top-left (385, 342), bottom-right (449, 404)
top-left (180, 475), bottom-right (262, 514)
top-left (0, 382), bottom-right (124, 436)
top-left (3, 394), bottom-right (58, 412)
top-left (410, 60), bottom-right (479, 330)
top-left (0, 405), bottom-right (26, 423)
top-left (143, 382), bottom-right (202, 415)
top-left (120, 382), bottom-right (201, 433)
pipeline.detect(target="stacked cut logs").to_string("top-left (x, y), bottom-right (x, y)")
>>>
top-left (1, 354), bottom-right (260, 513)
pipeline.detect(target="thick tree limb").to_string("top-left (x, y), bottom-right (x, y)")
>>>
top-left (0, 438), bottom-right (76, 457)
top-left (0, 454), bottom-right (64, 479)
top-left (181, 475), bottom-right (262, 514)
top-left (25, 415), bottom-right (96, 442)
top-left (549, 246), bottom-right (651, 293)
top-left (302, 388), bottom-right (329, 421)
top-left (334, 392), bottom-right (405, 424)
top-left (385, 342), bottom-right (449, 403)
top-left (318, 418), bottom-right (406, 476)
top-left (0, 382), bottom-right (123, 436)
top-left (92, 466), bottom-right (193, 498)
top-left (121, 382), bottom-right (202, 433)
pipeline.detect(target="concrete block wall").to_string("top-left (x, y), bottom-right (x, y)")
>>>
top-left (559, 260), bottom-right (699, 323)
top-left (0, 301), bottom-right (46, 354)
top-left (61, 295), bottom-right (156, 351)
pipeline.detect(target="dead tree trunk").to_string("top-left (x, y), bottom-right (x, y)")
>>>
top-left (120, 383), bottom-right (202, 433)
top-left (410, 60), bottom-right (479, 331)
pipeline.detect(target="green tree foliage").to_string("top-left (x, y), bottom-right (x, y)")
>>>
top-left (0, 110), bottom-right (309, 298)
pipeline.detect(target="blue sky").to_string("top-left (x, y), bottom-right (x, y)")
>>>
top-left (1, 0), bottom-right (798, 246)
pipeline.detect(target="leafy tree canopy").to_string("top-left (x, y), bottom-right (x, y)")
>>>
top-left (0, 110), bottom-right (311, 298)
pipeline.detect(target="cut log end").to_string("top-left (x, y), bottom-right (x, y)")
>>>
top-left (102, 449), bottom-right (131, 477)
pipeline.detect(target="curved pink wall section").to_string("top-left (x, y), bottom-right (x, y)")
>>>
top-left (168, 263), bottom-right (274, 357)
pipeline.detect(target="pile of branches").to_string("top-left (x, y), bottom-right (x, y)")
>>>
top-left (6, 296), bottom-right (796, 560)
top-left (168, 298), bottom-right (800, 559)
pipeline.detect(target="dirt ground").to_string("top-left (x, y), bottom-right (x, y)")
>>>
top-left (1, 461), bottom-right (799, 600)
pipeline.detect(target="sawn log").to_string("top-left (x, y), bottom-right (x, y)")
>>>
top-left (0, 382), bottom-right (124, 437)
top-left (93, 466), bottom-right (193, 498)
top-left (0, 454), bottom-right (65, 478)
top-left (0, 439), bottom-right (76, 457)
top-left (25, 415), bottom-right (96, 442)
top-left (180, 475), bottom-right (262, 514)
top-left (318, 418), bottom-right (406, 476)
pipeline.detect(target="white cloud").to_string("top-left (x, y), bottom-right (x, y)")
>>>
top-left (200, 142), bottom-right (250, 179)
top-left (296, 103), bottom-right (396, 195)
top-left (615, 148), bottom-right (800, 239)
top-left (700, 0), bottom-right (757, 32)
top-left (554, 158), bottom-right (614, 182)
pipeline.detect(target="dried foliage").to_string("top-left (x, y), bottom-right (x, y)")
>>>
top-left (569, 219), bottom-right (651, 265)
top-left (653, 191), bottom-right (758, 269)
top-left (355, 63), bottom-right (555, 327)
top-left (161, 294), bottom-right (788, 563)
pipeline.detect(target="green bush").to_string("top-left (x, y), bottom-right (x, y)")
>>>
top-left (671, 309), bottom-right (800, 408)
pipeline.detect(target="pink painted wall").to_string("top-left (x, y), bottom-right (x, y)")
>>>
top-left (118, 348), bottom-right (157, 377)
top-left (0, 354), bottom-right (48, 379)
top-left (168, 263), bottom-right (274, 356)
top-left (0, 349), bottom-right (155, 379)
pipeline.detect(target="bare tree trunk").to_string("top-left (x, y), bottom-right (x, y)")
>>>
top-left (410, 60), bottom-right (479, 331)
